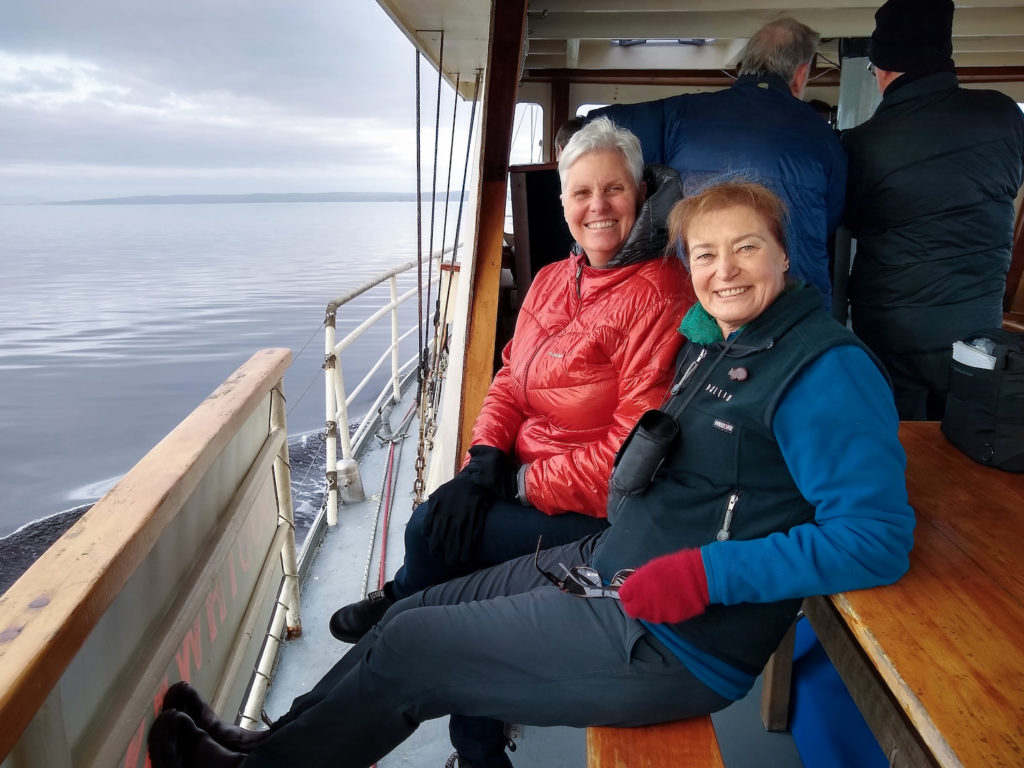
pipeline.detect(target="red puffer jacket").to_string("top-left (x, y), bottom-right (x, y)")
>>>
top-left (470, 249), bottom-right (694, 516)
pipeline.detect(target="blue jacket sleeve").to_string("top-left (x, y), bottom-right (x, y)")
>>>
top-left (825, 137), bottom-right (848, 234)
top-left (702, 344), bottom-right (915, 605)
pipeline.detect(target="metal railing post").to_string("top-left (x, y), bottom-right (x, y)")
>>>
top-left (321, 252), bottom-right (449, 523)
top-left (270, 382), bottom-right (301, 633)
top-left (390, 275), bottom-right (402, 402)
top-left (335, 356), bottom-right (354, 461)
top-left (324, 303), bottom-right (339, 527)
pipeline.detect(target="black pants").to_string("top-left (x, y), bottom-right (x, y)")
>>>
top-left (867, 344), bottom-right (951, 421)
top-left (390, 498), bottom-right (609, 760)
top-left (244, 535), bottom-right (730, 768)
top-left (391, 497), bottom-right (609, 601)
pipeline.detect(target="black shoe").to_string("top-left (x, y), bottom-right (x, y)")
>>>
top-left (149, 709), bottom-right (246, 768)
top-left (444, 752), bottom-right (514, 768)
top-left (329, 583), bottom-right (394, 642)
top-left (162, 682), bottom-right (268, 753)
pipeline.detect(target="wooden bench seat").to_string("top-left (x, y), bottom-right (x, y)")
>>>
top-left (586, 716), bottom-right (724, 768)
top-left (758, 422), bottom-right (1024, 765)
top-left (583, 634), bottom-right (794, 767)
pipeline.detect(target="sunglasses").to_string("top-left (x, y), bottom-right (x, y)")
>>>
top-left (533, 537), bottom-right (634, 599)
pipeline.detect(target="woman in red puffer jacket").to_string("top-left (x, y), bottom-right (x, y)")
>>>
top-left (472, 194), bottom-right (693, 516)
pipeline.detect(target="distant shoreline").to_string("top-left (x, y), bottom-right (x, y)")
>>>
top-left (42, 191), bottom-right (467, 206)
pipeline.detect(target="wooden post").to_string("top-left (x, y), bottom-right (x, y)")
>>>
top-left (760, 620), bottom-right (798, 732)
top-left (549, 79), bottom-right (570, 162)
top-left (456, 0), bottom-right (529, 467)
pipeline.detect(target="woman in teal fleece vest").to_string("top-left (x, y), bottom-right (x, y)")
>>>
top-left (596, 181), bottom-right (915, 700)
top-left (147, 182), bottom-right (914, 768)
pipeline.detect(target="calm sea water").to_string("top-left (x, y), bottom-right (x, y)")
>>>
top-left (0, 200), bottom-right (449, 539)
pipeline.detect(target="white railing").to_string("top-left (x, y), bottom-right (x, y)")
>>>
top-left (322, 251), bottom-right (452, 525)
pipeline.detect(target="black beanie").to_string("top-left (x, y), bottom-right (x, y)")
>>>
top-left (870, 0), bottom-right (954, 73)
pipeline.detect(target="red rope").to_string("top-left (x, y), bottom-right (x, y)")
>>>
top-left (377, 399), bottom-right (417, 589)
top-left (377, 441), bottom-right (397, 590)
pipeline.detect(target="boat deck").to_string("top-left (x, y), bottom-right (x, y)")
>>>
top-left (264, 383), bottom-right (805, 767)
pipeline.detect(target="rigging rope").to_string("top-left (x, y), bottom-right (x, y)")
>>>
top-left (415, 49), bottom-right (423, 405)
top-left (435, 67), bottom-right (482, 368)
top-left (413, 47), bottom-right (427, 505)
top-left (424, 32), bottom-right (445, 380)
top-left (415, 31), bottom-right (445, 504)
top-left (430, 71), bottom-right (460, 392)
top-left (438, 72), bottom-right (460, 304)
top-left (422, 71), bottom-right (462, 456)
top-left (412, 67), bottom-right (483, 506)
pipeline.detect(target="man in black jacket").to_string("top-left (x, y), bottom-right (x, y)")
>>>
top-left (842, 0), bottom-right (1024, 420)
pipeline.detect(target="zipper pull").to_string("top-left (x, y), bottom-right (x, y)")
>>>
top-left (716, 491), bottom-right (740, 541)
top-left (671, 348), bottom-right (708, 394)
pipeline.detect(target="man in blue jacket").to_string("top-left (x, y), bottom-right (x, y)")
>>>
top-left (590, 18), bottom-right (846, 309)
top-left (842, 0), bottom-right (1024, 420)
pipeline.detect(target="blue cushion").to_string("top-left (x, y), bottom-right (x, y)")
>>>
top-left (789, 618), bottom-right (887, 768)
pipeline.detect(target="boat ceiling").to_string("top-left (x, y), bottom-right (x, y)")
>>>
top-left (377, 0), bottom-right (1024, 99)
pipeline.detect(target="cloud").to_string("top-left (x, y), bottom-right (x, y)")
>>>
top-left (0, 0), bottom-right (467, 201)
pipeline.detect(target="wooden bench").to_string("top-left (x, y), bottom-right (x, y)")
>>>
top-left (585, 632), bottom-right (795, 768)
top-left (759, 421), bottom-right (1024, 766)
top-left (587, 716), bottom-right (724, 768)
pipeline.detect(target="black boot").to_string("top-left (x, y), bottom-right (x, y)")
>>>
top-left (329, 582), bottom-right (394, 642)
top-left (149, 710), bottom-right (246, 768)
top-left (444, 752), bottom-right (514, 768)
top-left (162, 682), bottom-right (269, 752)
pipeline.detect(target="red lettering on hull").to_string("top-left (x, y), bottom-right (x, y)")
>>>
top-left (228, 551), bottom-right (238, 597)
top-left (119, 499), bottom-right (274, 767)
top-left (122, 718), bottom-right (146, 768)
top-left (206, 583), bottom-right (227, 644)
top-left (175, 615), bottom-right (203, 678)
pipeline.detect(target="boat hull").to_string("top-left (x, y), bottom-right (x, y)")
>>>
top-left (0, 348), bottom-right (297, 768)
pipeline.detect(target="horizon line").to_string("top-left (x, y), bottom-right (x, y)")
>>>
top-left (39, 190), bottom-right (468, 206)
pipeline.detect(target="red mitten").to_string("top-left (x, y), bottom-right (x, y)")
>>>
top-left (618, 548), bottom-right (710, 624)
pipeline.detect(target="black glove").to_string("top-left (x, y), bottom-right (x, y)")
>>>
top-left (463, 445), bottom-right (518, 500)
top-left (420, 473), bottom-right (495, 565)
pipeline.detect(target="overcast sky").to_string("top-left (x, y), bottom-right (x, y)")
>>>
top-left (0, 1), bottom-right (477, 202)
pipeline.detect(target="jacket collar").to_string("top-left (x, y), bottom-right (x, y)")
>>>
top-left (732, 72), bottom-right (793, 98)
top-left (876, 71), bottom-right (958, 114)
top-left (679, 282), bottom-right (820, 349)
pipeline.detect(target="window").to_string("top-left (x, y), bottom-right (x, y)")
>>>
top-left (576, 104), bottom-right (608, 117)
top-left (509, 102), bottom-right (544, 165)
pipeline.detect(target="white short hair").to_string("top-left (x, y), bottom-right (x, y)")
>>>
top-left (557, 116), bottom-right (644, 192)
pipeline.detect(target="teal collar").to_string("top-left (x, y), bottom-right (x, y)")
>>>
top-left (678, 282), bottom-right (805, 345)
top-left (678, 302), bottom-right (726, 344)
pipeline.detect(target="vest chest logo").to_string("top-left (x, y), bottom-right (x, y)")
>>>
top-left (705, 383), bottom-right (734, 402)
top-left (713, 419), bottom-right (735, 434)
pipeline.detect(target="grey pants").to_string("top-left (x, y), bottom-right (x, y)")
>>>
top-left (244, 534), bottom-right (730, 768)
